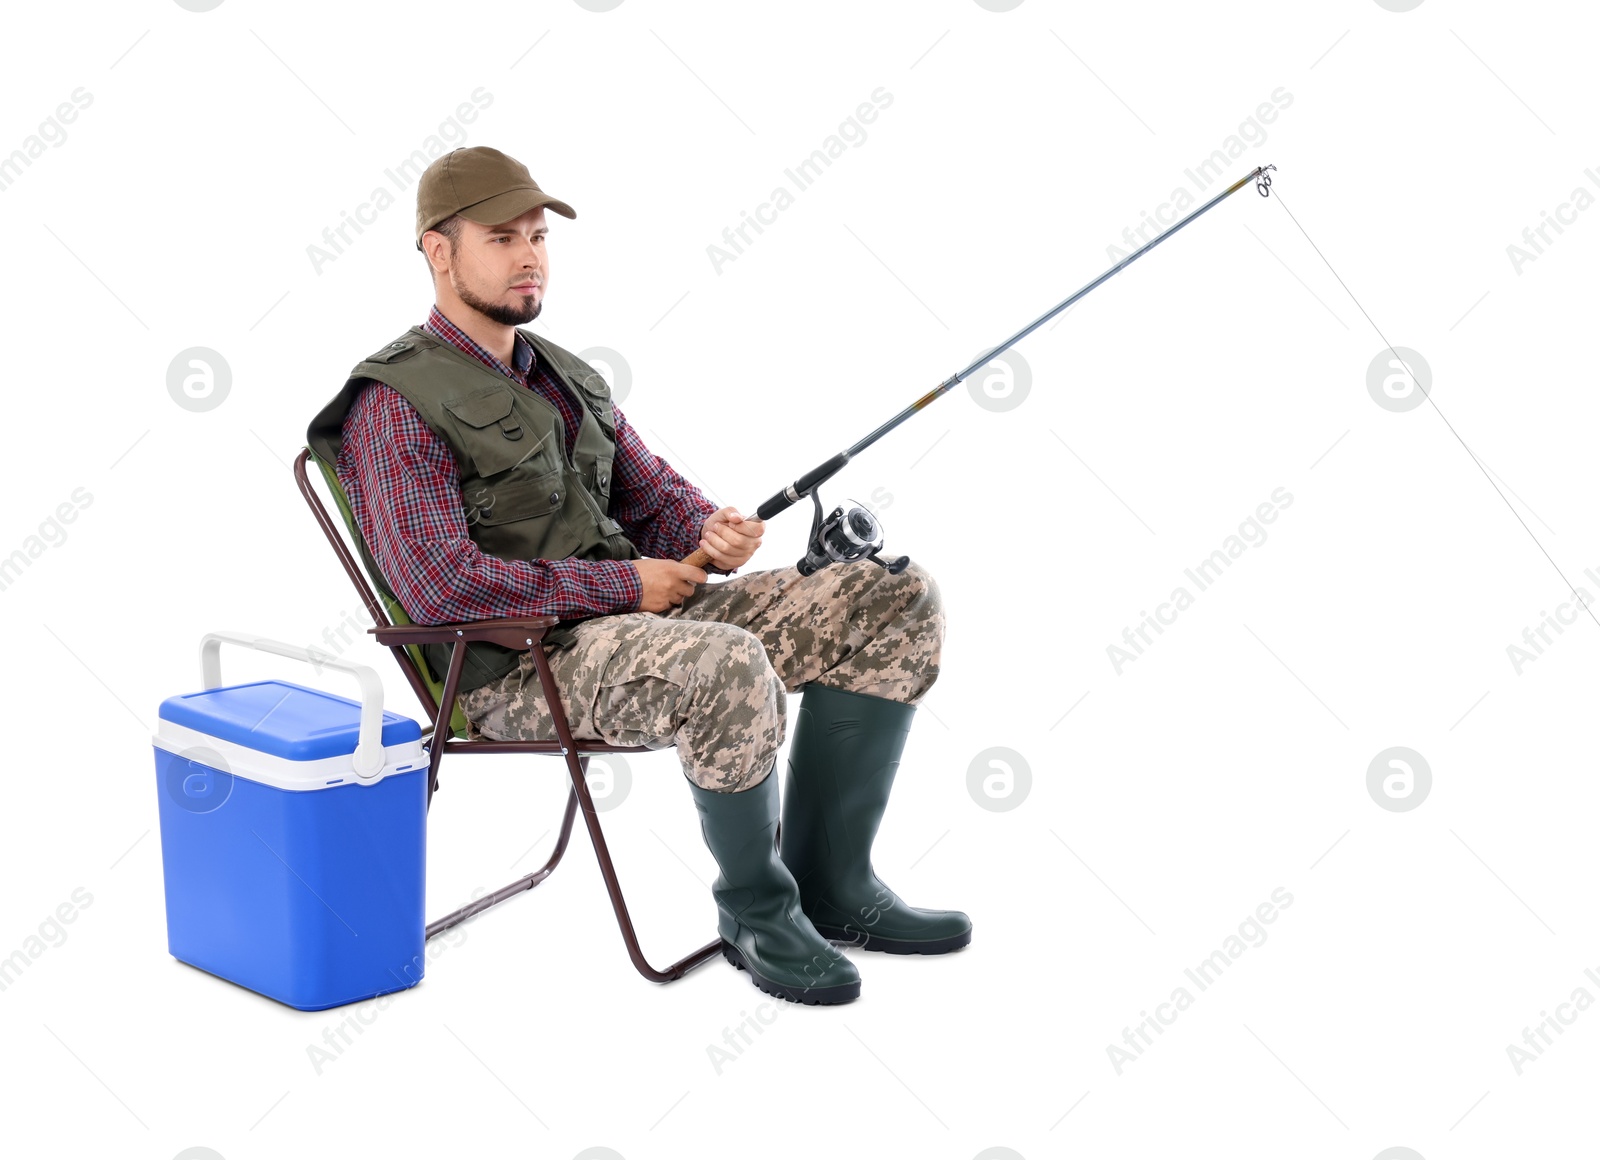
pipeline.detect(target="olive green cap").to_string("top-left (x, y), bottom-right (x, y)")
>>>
top-left (414, 146), bottom-right (576, 251)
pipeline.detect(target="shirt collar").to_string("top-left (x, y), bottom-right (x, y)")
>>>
top-left (423, 304), bottom-right (536, 381)
top-left (511, 330), bottom-right (534, 376)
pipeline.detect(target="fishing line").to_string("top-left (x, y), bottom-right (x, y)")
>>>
top-left (1268, 187), bottom-right (1598, 630)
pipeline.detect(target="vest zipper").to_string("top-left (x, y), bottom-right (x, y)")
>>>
top-left (525, 337), bottom-right (627, 545)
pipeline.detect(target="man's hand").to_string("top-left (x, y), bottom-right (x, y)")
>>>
top-left (698, 507), bottom-right (765, 570)
top-left (632, 559), bottom-right (708, 612)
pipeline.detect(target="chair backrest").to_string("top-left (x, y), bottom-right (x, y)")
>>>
top-left (294, 446), bottom-right (471, 740)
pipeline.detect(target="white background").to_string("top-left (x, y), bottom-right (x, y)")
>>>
top-left (2, 1), bottom-right (1597, 1157)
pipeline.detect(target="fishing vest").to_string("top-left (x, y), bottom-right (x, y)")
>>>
top-left (306, 325), bottom-right (642, 695)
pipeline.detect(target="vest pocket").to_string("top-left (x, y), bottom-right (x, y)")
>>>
top-left (443, 389), bottom-right (557, 478)
top-left (468, 467), bottom-right (588, 561)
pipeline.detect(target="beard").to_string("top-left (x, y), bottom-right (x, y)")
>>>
top-left (452, 260), bottom-right (542, 326)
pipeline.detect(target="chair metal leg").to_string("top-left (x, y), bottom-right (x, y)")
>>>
top-left (528, 654), bottom-right (722, 983)
top-left (425, 638), bottom-right (471, 810)
top-left (425, 783), bottom-right (580, 940)
top-left (420, 645), bottom-right (720, 982)
top-left (567, 754), bottom-right (723, 982)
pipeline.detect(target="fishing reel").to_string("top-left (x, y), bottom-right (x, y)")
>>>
top-left (796, 489), bottom-right (909, 577)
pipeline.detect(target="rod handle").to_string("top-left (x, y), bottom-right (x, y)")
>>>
top-left (676, 452), bottom-right (850, 566)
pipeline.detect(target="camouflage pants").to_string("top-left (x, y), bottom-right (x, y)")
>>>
top-left (458, 559), bottom-right (944, 792)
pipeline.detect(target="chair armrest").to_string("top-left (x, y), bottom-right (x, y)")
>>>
top-left (370, 615), bottom-right (559, 652)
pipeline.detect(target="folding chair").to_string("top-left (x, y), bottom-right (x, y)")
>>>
top-left (293, 446), bottom-right (721, 983)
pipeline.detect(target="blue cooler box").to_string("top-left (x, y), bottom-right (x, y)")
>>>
top-left (153, 632), bottom-right (429, 1011)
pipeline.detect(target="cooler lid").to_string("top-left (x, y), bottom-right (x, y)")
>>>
top-left (158, 679), bottom-right (422, 761)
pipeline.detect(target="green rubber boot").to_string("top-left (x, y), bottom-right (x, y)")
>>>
top-left (779, 683), bottom-right (973, 955)
top-left (688, 764), bottom-right (861, 1005)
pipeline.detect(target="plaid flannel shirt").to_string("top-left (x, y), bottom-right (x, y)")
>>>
top-left (335, 305), bottom-right (723, 625)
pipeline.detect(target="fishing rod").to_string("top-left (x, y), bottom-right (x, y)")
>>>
top-left (682, 162), bottom-right (1278, 575)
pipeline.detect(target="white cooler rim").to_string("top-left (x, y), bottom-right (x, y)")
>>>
top-left (153, 720), bottom-right (427, 792)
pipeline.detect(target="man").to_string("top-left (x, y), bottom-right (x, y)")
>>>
top-left (306, 146), bottom-right (969, 1005)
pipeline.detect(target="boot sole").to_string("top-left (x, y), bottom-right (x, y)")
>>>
top-left (812, 923), bottom-right (972, 956)
top-left (720, 940), bottom-right (861, 1005)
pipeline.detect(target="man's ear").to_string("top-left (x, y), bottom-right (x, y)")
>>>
top-left (422, 234), bottom-right (448, 273)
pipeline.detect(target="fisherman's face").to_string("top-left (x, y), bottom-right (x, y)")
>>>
top-left (447, 205), bottom-right (548, 327)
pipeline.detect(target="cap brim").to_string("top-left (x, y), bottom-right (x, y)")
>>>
top-left (457, 188), bottom-right (577, 227)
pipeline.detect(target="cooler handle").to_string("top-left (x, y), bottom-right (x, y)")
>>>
top-left (199, 631), bottom-right (388, 780)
